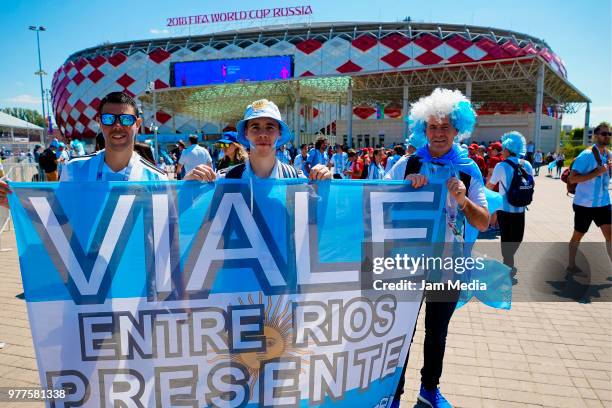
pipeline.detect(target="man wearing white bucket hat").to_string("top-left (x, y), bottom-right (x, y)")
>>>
top-left (185, 99), bottom-right (331, 180)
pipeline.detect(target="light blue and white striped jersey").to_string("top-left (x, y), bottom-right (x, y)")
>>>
top-left (572, 146), bottom-right (610, 208)
top-left (59, 150), bottom-right (168, 182)
top-left (489, 157), bottom-right (534, 213)
top-left (368, 162), bottom-right (385, 179)
top-left (331, 152), bottom-right (348, 177)
top-left (385, 154), bottom-right (401, 173)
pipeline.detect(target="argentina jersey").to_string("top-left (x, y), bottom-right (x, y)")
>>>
top-left (573, 147), bottom-right (611, 208)
top-left (60, 150), bottom-right (168, 182)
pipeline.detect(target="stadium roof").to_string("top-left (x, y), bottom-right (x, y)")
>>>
top-left (138, 55), bottom-right (588, 123)
top-left (0, 112), bottom-right (43, 131)
top-left (67, 21), bottom-right (553, 61)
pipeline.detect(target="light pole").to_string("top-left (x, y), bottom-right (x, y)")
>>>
top-left (44, 89), bottom-right (52, 134)
top-left (29, 25), bottom-right (47, 146)
top-left (147, 81), bottom-right (159, 162)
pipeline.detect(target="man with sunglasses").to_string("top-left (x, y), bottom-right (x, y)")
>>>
top-left (0, 92), bottom-right (167, 207)
top-left (58, 92), bottom-right (167, 182)
top-left (567, 122), bottom-right (612, 272)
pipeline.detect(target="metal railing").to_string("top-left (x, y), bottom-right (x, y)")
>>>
top-left (0, 162), bottom-right (40, 252)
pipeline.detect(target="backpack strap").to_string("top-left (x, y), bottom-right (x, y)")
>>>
top-left (591, 146), bottom-right (603, 166)
top-left (458, 171), bottom-right (471, 192)
top-left (403, 155), bottom-right (423, 179)
top-left (225, 163), bottom-right (246, 179)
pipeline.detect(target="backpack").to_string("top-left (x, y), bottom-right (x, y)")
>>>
top-left (562, 147), bottom-right (604, 195)
top-left (225, 162), bottom-right (299, 179)
top-left (38, 148), bottom-right (57, 173)
top-left (503, 160), bottom-right (535, 207)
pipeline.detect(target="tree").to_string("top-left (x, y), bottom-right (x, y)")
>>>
top-left (0, 107), bottom-right (46, 127)
top-left (568, 127), bottom-right (584, 142)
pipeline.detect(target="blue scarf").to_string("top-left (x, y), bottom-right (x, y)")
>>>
top-left (415, 143), bottom-right (484, 183)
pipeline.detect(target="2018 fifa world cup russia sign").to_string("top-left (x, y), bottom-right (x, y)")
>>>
top-left (167, 5), bottom-right (313, 27)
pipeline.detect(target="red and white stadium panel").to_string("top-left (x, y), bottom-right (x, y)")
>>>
top-left (51, 28), bottom-right (567, 139)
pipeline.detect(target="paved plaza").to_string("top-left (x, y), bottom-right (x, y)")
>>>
top-left (0, 174), bottom-right (610, 408)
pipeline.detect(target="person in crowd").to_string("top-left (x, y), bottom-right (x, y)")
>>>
top-left (276, 144), bottom-right (291, 164)
top-left (555, 151), bottom-right (565, 178)
top-left (487, 142), bottom-right (503, 184)
top-left (293, 144), bottom-right (309, 174)
top-left (326, 145), bottom-right (334, 164)
top-left (367, 148), bottom-right (386, 179)
top-left (546, 151), bottom-right (555, 176)
top-left (185, 99), bottom-right (331, 181)
top-left (71, 138), bottom-right (86, 157)
top-left (526, 140), bottom-right (535, 163)
top-left (95, 132), bottom-right (105, 152)
top-left (38, 144), bottom-right (59, 181)
top-left (386, 88), bottom-right (489, 408)
top-left (344, 149), bottom-right (364, 179)
top-left (134, 142), bottom-right (157, 167)
top-left (533, 149), bottom-right (543, 176)
top-left (385, 145), bottom-right (405, 173)
top-left (329, 144), bottom-right (348, 179)
top-left (171, 141), bottom-right (187, 180)
top-left (468, 143), bottom-right (487, 177)
top-left (58, 142), bottom-right (70, 165)
top-left (216, 131), bottom-right (247, 171)
top-left (305, 136), bottom-right (328, 175)
top-left (486, 131), bottom-right (534, 276)
top-left (175, 134), bottom-right (212, 179)
top-left (567, 122), bottom-right (611, 273)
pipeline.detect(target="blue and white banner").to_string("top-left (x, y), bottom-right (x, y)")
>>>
top-left (9, 179), bottom-right (448, 407)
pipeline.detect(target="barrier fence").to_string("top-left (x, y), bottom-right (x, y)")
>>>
top-left (0, 162), bottom-right (40, 251)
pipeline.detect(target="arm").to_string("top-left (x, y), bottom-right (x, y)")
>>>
top-left (568, 166), bottom-right (607, 184)
top-left (461, 198), bottom-right (490, 232)
top-left (184, 164), bottom-right (217, 182)
top-left (0, 180), bottom-right (11, 208)
top-left (448, 177), bottom-right (490, 232)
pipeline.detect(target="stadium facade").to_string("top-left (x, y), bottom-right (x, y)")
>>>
top-left (51, 21), bottom-right (588, 151)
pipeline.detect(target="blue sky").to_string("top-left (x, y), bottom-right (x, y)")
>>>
top-left (1, 0), bottom-right (610, 127)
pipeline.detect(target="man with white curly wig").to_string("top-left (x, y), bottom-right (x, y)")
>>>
top-left (387, 88), bottom-right (489, 408)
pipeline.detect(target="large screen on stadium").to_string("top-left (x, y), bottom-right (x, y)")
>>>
top-left (171, 55), bottom-right (293, 87)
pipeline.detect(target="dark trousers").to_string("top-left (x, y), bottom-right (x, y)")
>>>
top-left (395, 288), bottom-right (460, 399)
top-left (534, 163), bottom-right (541, 176)
top-left (497, 211), bottom-right (525, 268)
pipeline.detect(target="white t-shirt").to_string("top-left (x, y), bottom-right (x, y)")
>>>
top-left (178, 144), bottom-right (212, 173)
top-left (572, 147), bottom-right (611, 208)
top-left (489, 157), bottom-right (534, 213)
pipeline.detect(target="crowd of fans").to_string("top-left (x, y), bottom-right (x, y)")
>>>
top-left (0, 90), bottom-right (609, 408)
